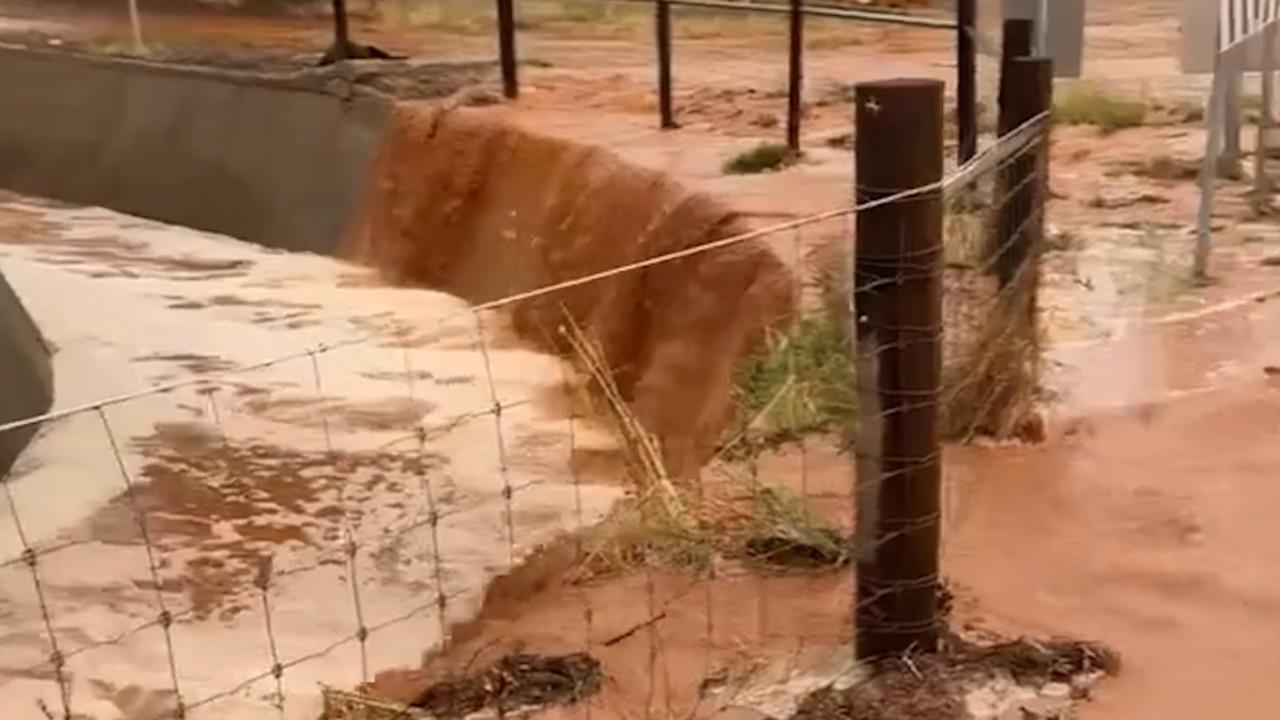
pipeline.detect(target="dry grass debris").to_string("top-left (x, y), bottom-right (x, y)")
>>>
top-left (560, 314), bottom-right (846, 579)
top-left (788, 637), bottom-right (1118, 720)
top-left (322, 652), bottom-right (602, 720)
top-left (1054, 85), bottom-right (1147, 133)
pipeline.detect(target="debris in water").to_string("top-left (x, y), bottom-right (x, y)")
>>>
top-left (969, 637), bottom-right (1120, 685)
top-left (785, 636), bottom-right (1117, 720)
top-left (791, 654), bottom-right (965, 720)
top-left (745, 531), bottom-right (849, 569)
top-left (411, 652), bottom-right (602, 718)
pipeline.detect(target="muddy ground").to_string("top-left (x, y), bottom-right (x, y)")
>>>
top-left (1, 1), bottom-right (1279, 719)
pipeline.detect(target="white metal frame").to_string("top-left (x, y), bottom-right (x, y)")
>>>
top-left (1194, 1), bottom-right (1280, 279)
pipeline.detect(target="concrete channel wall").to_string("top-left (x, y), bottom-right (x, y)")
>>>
top-left (0, 46), bottom-right (391, 474)
top-left (0, 46), bottom-right (391, 255)
top-left (0, 269), bottom-right (52, 478)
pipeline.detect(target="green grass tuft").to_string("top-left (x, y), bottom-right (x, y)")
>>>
top-left (743, 486), bottom-right (848, 568)
top-left (733, 314), bottom-right (857, 445)
top-left (1054, 86), bottom-right (1147, 133)
top-left (723, 143), bottom-right (799, 175)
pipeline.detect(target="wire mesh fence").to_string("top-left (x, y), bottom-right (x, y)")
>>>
top-left (0, 0), bottom-right (1022, 182)
top-left (489, 0), bottom-right (969, 147)
top-left (0, 83), bottom-right (1049, 718)
top-left (383, 0), bottom-right (1008, 165)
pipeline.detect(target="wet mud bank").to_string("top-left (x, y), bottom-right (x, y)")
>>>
top-left (348, 105), bottom-right (793, 474)
top-left (0, 267), bottom-right (51, 476)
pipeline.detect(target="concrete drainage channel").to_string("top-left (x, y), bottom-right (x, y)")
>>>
top-left (0, 47), bottom-right (790, 718)
top-left (0, 45), bottom-right (389, 255)
top-left (0, 44), bottom-right (791, 477)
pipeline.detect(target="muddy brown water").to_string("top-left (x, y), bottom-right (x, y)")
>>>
top-left (948, 384), bottom-right (1280, 720)
top-left (367, 281), bottom-right (1280, 720)
top-left (948, 283), bottom-right (1280, 720)
top-left (2, 2), bottom-right (1275, 716)
top-left (347, 104), bottom-right (793, 478)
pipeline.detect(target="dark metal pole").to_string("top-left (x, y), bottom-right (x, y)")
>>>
top-left (331, 0), bottom-right (351, 60)
top-left (977, 55), bottom-right (1051, 436)
top-left (786, 0), bottom-right (805, 151)
top-left (956, 0), bottom-right (977, 162)
top-left (994, 56), bottom-right (1053, 290)
top-left (998, 18), bottom-right (1034, 110)
top-left (853, 78), bottom-right (944, 661)
top-left (657, 0), bottom-right (676, 128)
top-left (497, 0), bottom-right (518, 99)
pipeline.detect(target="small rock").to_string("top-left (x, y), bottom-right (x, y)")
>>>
top-left (454, 87), bottom-right (503, 107)
top-left (1264, 365), bottom-right (1280, 376)
top-left (716, 706), bottom-right (775, 720)
top-left (997, 706), bottom-right (1025, 720)
top-left (1046, 225), bottom-right (1076, 252)
top-left (751, 113), bottom-right (780, 129)
top-left (1014, 411), bottom-right (1048, 444)
top-left (1069, 670), bottom-right (1105, 700)
top-left (324, 78), bottom-right (354, 98)
top-left (824, 132), bottom-right (853, 149)
top-left (1087, 189), bottom-right (1171, 209)
top-left (1261, 255), bottom-right (1280, 267)
top-left (1040, 682), bottom-right (1071, 699)
top-left (1018, 695), bottom-right (1071, 719)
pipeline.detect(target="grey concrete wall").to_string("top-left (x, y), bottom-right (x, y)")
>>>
top-left (0, 269), bottom-right (52, 478)
top-left (0, 46), bottom-right (391, 255)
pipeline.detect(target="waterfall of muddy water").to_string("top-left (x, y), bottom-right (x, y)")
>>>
top-left (0, 192), bottom-right (622, 719)
top-left (346, 105), bottom-right (794, 477)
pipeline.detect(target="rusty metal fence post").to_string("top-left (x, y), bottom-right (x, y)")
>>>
top-left (994, 56), bottom-right (1052, 294)
top-left (657, 0), bottom-right (676, 128)
top-left (853, 79), bottom-right (944, 660)
top-left (497, 0), bottom-right (518, 99)
top-left (999, 18), bottom-right (1034, 109)
top-left (787, 0), bottom-right (805, 151)
top-left (957, 0), bottom-right (977, 162)
top-left (330, 0), bottom-right (352, 61)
